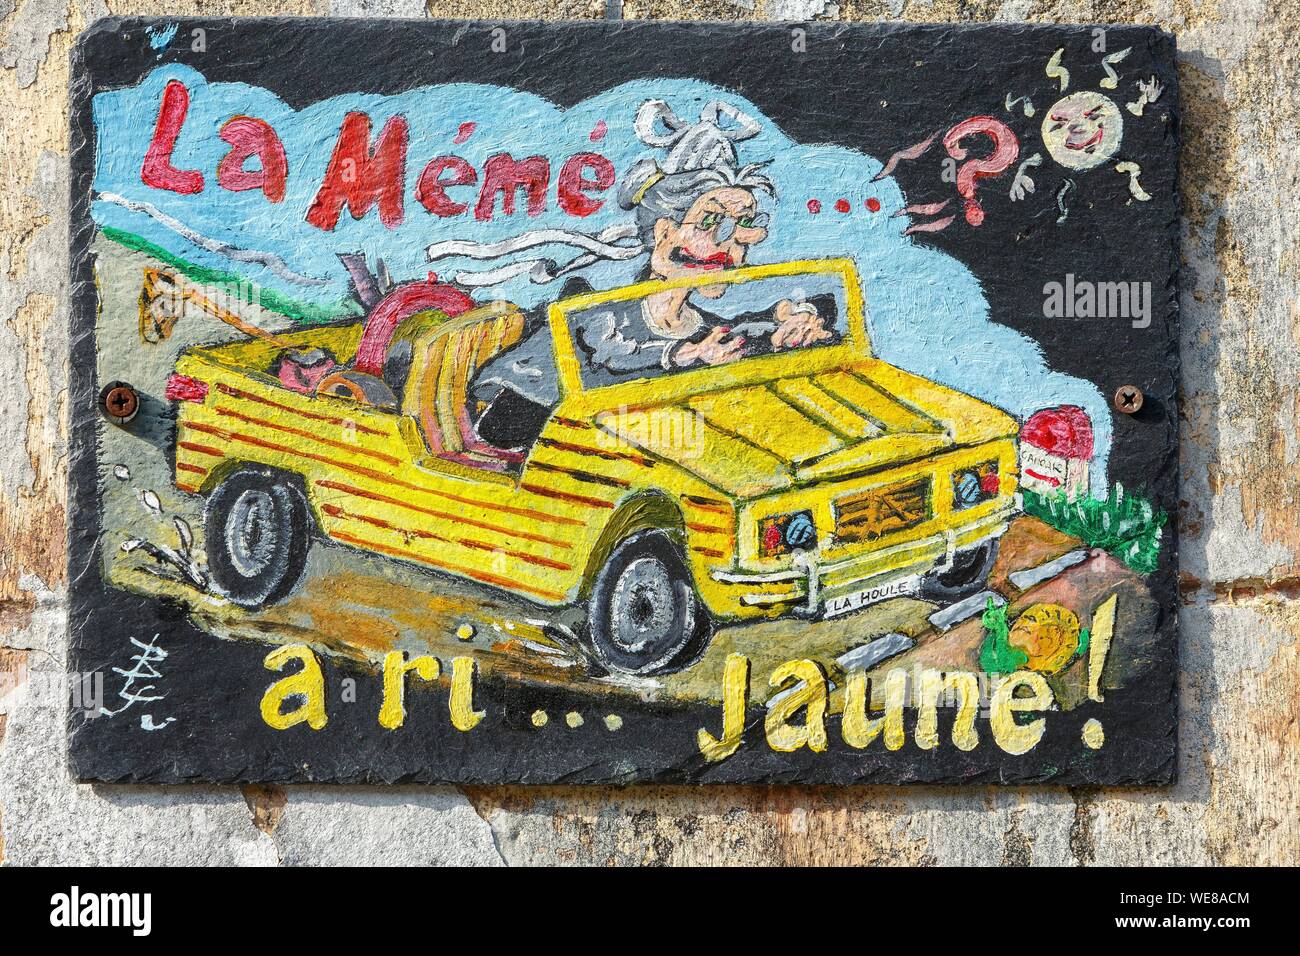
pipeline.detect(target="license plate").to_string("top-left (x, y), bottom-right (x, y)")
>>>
top-left (823, 576), bottom-right (921, 619)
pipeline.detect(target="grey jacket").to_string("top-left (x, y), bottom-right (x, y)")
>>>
top-left (472, 296), bottom-right (724, 407)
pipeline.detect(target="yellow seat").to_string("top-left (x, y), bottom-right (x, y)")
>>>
top-left (402, 302), bottom-right (525, 465)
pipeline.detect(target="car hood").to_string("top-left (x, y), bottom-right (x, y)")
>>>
top-left (593, 359), bottom-right (1018, 499)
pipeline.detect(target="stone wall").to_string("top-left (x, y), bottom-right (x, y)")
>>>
top-left (1, 0), bottom-right (1295, 866)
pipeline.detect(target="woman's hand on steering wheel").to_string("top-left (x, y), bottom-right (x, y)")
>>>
top-left (771, 299), bottom-right (832, 350)
top-left (675, 325), bottom-right (747, 367)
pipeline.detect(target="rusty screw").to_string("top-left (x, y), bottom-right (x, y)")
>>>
top-left (100, 381), bottom-right (140, 425)
top-left (1114, 385), bottom-right (1144, 414)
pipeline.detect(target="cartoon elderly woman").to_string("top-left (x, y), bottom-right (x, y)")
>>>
top-left (431, 100), bottom-right (832, 449)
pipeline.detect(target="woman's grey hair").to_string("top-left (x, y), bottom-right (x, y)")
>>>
top-left (619, 99), bottom-right (776, 242)
top-left (620, 158), bottom-right (775, 243)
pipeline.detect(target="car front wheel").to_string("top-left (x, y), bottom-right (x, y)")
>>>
top-left (919, 538), bottom-right (1000, 604)
top-left (204, 466), bottom-right (312, 608)
top-left (586, 530), bottom-right (712, 675)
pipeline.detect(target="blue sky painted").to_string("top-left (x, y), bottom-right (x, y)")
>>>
top-left (92, 62), bottom-right (1110, 482)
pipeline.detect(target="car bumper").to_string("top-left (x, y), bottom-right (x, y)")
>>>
top-left (705, 504), bottom-right (1013, 619)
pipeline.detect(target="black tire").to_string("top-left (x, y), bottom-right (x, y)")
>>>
top-left (586, 529), bottom-right (712, 675)
top-left (919, 538), bottom-right (1000, 604)
top-left (204, 466), bottom-right (312, 609)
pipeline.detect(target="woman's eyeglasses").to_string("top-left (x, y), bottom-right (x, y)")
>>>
top-left (688, 211), bottom-right (771, 241)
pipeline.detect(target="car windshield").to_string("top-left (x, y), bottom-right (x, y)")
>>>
top-left (562, 270), bottom-right (849, 392)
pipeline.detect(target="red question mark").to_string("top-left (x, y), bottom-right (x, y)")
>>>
top-left (942, 116), bottom-right (1019, 226)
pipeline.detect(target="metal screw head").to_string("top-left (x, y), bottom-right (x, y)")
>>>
top-left (1114, 385), bottom-right (1144, 414)
top-left (100, 381), bottom-right (140, 425)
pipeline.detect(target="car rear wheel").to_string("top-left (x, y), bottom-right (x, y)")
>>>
top-left (205, 466), bottom-right (312, 608)
top-left (919, 538), bottom-right (1000, 604)
top-left (586, 530), bottom-right (712, 675)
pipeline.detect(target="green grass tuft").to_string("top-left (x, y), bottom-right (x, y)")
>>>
top-left (1022, 483), bottom-right (1167, 575)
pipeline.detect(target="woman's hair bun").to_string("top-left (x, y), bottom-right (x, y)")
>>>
top-left (617, 158), bottom-right (663, 210)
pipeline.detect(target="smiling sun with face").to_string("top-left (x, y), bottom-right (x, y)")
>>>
top-left (1006, 45), bottom-right (1164, 220)
top-left (1041, 90), bottom-right (1124, 171)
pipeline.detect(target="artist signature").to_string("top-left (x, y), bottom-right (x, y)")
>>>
top-left (99, 633), bottom-right (176, 731)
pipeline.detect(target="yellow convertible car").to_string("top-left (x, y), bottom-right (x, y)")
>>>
top-left (168, 258), bottom-right (1018, 674)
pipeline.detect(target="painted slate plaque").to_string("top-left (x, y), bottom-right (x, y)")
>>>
top-left (68, 17), bottom-right (1180, 784)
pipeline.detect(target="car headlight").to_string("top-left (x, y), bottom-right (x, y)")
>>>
top-left (759, 510), bottom-right (817, 557)
top-left (952, 461), bottom-right (1000, 509)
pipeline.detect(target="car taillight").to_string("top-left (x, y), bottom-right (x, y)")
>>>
top-left (165, 373), bottom-right (208, 403)
top-left (758, 510), bottom-right (816, 557)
